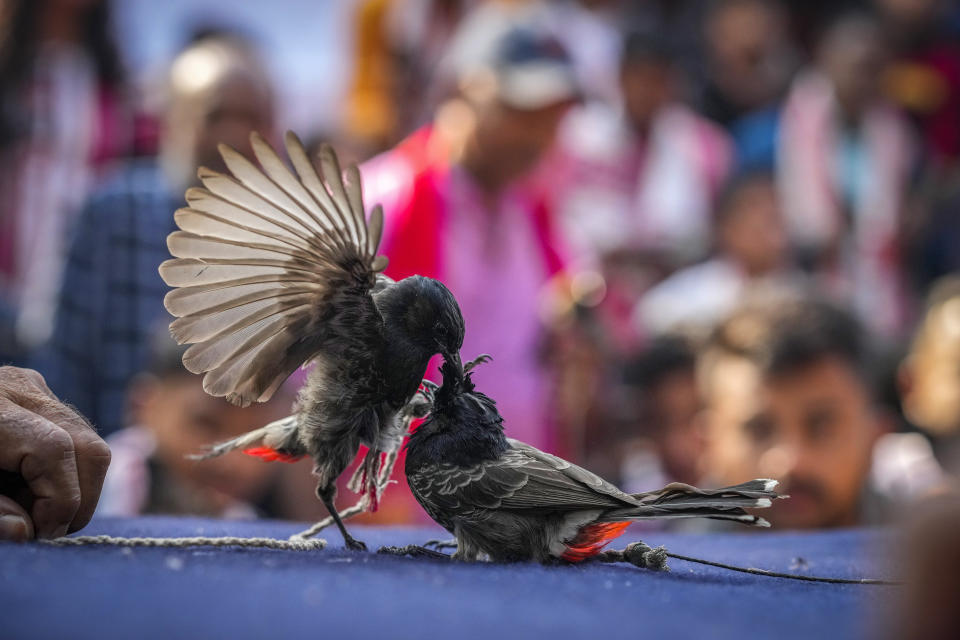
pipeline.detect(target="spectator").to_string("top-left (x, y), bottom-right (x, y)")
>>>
top-left (97, 333), bottom-right (290, 518)
top-left (697, 0), bottom-right (797, 169)
top-left (697, 299), bottom-right (889, 529)
top-left (619, 334), bottom-right (705, 493)
top-left (344, 0), bottom-right (474, 154)
top-left (878, 0), bottom-right (960, 166)
top-left (777, 13), bottom-right (916, 338)
top-left (437, 0), bottom-right (623, 108)
top-left (900, 277), bottom-right (960, 475)
top-left (698, 0), bottom-right (795, 129)
top-left (0, 0), bottom-right (132, 357)
top-left (636, 170), bottom-right (804, 335)
top-left (40, 34), bottom-right (274, 437)
top-left (554, 30), bottom-right (732, 268)
top-left (363, 28), bottom-right (573, 451)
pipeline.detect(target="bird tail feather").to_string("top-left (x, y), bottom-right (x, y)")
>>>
top-left (187, 415), bottom-right (304, 461)
top-left (601, 479), bottom-right (783, 527)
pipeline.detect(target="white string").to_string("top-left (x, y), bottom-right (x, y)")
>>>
top-left (42, 534), bottom-right (327, 551)
top-left (39, 452), bottom-right (402, 550)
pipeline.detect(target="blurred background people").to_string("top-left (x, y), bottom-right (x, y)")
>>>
top-left (0, 0), bottom-right (954, 534)
top-left (98, 332), bottom-right (293, 518)
top-left (877, 0), bottom-right (960, 168)
top-left (900, 277), bottom-right (960, 477)
top-left (636, 169), bottom-right (802, 336)
top-left (696, 298), bottom-right (933, 530)
top-left (0, 0), bottom-right (132, 361)
top-left (352, 27), bottom-right (574, 524)
top-left (345, 0), bottom-right (475, 155)
top-left (41, 34), bottom-right (274, 438)
top-left (777, 13), bottom-right (916, 339)
top-left (364, 27), bottom-right (573, 451)
top-left (555, 30), bottom-right (732, 270)
top-left (619, 333), bottom-right (705, 493)
top-left (698, 0), bottom-right (796, 168)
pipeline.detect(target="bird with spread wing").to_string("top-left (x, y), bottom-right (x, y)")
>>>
top-left (159, 132), bottom-right (464, 549)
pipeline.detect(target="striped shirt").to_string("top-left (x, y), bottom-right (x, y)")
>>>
top-left (38, 160), bottom-right (179, 436)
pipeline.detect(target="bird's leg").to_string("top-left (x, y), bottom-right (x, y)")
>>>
top-left (377, 545), bottom-right (451, 560)
top-left (317, 483), bottom-right (367, 551)
top-left (464, 353), bottom-right (492, 373)
top-left (423, 538), bottom-right (458, 551)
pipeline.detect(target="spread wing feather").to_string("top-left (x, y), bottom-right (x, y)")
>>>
top-left (159, 131), bottom-right (389, 406)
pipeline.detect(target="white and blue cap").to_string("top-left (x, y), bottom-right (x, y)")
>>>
top-left (462, 28), bottom-right (580, 111)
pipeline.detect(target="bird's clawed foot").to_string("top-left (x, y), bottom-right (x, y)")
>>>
top-left (464, 354), bottom-right (492, 373)
top-left (344, 536), bottom-right (368, 551)
top-left (378, 544), bottom-right (451, 560)
top-left (423, 538), bottom-right (458, 551)
top-left (414, 379), bottom-right (439, 408)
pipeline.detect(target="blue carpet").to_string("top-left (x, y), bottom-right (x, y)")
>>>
top-left (0, 518), bottom-right (898, 640)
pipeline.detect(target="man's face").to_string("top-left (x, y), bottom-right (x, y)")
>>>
top-left (647, 370), bottom-right (706, 485)
top-left (473, 100), bottom-right (569, 182)
top-left (704, 355), bottom-right (881, 529)
top-left (135, 376), bottom-right (288, 510)
top-left (903, 297), bottom-right (960, 437)
top-left (719, 180), bottom-right (786, 276)
top-left (192, 75), bottom-right (274, 173)
top-left (823, 31), bottom-right (885, 118)
top-left (620, 61), bottom-right (672, 132)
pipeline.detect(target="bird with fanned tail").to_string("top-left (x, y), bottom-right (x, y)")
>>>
top-left (159, 132), bottom-right (464, 549)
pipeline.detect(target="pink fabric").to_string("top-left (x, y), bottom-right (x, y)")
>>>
top-left (440, 167), bottom-right (554, 449)
top-left (363, 137), bottom-right (560, 450)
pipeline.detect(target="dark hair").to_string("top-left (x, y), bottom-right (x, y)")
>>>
top-left (144, 326), bottom-right (191, 380)
top-left (709, 299), bottom-right (867, 380)
top-left (621, 30), bottom-right (675, 69)
top-left (0, 0), bottom-right (124, 144)
top-left (714, 167), bottom-right (776, 227)
top-left (624, 333), bottom-right (697, 391)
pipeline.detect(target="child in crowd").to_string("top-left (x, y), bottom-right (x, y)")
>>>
top-left (97, 331), bottom-right (293, 518)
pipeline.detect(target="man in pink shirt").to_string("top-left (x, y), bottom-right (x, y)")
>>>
top-left (364, 28), bottom-right (573, 448)
top-left (358, 29), bottom-right (576, 523)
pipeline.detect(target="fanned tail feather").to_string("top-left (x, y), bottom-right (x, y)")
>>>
top-left (599, 479), bottom-right (783, 527)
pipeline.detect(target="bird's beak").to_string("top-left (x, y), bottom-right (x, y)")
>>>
top-left (444, 351), bottom-right (462, 373)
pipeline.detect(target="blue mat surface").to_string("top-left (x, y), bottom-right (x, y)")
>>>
top-left (0, 517), bottom-right (898, 640)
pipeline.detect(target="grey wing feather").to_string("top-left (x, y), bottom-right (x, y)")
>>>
top-left (503, 439), bottom-right (641, 509)
top-left (412, 443), bottom-right (639, 516)
top-left (159, 131), bottom-right (390, 406)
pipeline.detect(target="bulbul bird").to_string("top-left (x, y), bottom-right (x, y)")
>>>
top-left (403, 357), bottom-right (782, 563)
top-left (159, 132), bottom-right (465, 549)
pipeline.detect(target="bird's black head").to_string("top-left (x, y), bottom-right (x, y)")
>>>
top-left (401, 277), bottom-right (465, 361)
top-left (406, 354), bottom-right (507, 468)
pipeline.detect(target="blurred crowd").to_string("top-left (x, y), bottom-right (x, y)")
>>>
top-left (1, 0), bottom-right (960, 534)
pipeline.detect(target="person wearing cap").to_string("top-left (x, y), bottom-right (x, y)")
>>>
top-left (361, 28), bottom-right (575, 457)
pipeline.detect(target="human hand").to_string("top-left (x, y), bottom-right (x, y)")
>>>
top-left (0, 367), bottom-right (110, 540)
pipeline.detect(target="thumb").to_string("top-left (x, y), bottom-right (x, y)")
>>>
top-left (0, 495), bottom-right (34, 541)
